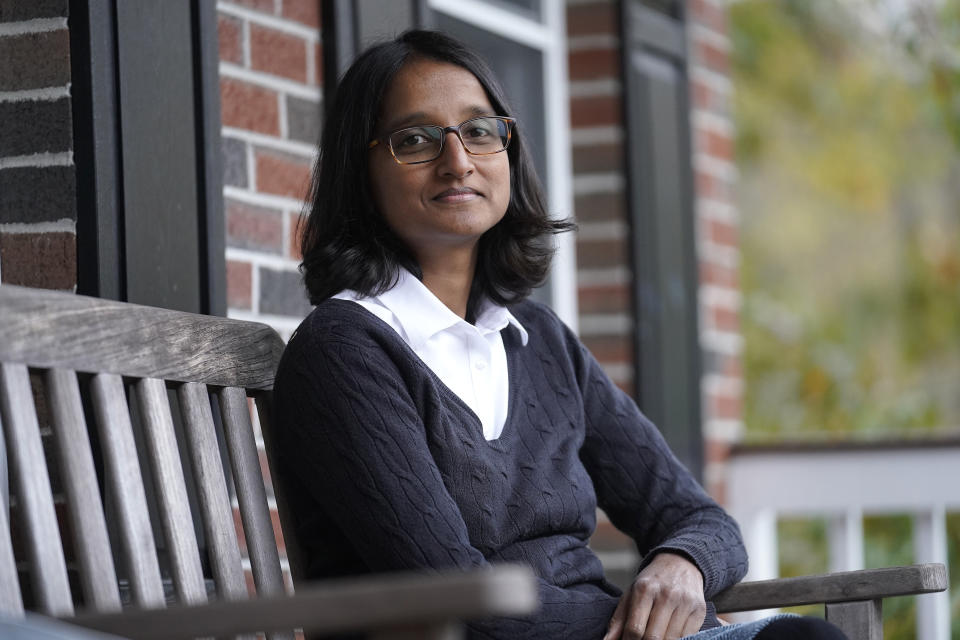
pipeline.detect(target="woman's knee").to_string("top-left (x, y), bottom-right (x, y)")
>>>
top-left (753, 616), bottom-right (848, 640)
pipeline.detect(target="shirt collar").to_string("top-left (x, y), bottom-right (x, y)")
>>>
top-left (377, 268), bottom-right (528, 351)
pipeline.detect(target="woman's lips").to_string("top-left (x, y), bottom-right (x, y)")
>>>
top-left (433, 187), bottom-right (480, 203)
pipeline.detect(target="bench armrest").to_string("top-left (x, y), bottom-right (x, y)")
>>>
top-left (713, 562), bottom-right (947, 613)
top-left (63, 565), bottom-right (538, 640)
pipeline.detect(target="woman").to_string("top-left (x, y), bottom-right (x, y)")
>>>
top-left (274, 30), bottom-right (845, 640)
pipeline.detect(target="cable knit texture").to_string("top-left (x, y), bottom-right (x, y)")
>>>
top-left (273, 298), bottom-right (749, 639)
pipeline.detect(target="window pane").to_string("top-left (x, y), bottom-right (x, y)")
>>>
top-left (641, 0), bottom-right (680, 18)
top-left (492, 0), bottom-right (542, 21)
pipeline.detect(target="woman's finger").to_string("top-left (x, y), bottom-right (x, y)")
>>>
top-left (679, 604), bottom-right (707, 638)
top-left (621, 584), bottom-right (655, 640)
top-left (639, 597), bottom-right (675, 640)
top-left (603, 592), bottom-right (629, 640)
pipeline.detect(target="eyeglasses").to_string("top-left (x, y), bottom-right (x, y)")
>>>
top-left (368, 116), bottom-right (516, 165)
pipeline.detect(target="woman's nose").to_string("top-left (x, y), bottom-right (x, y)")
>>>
top-left (435, 131), bottom-right (475, 177)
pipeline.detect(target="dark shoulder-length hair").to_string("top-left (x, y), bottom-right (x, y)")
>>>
top-left (299, 29), bottom-right (574, 309)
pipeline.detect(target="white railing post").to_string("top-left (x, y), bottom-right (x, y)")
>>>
top-left (828, 508), bottom-right (863, 573)
top-left (731, 508), bottom-right (779, 621)
top-left (913, 506), bottom-right (949, 640)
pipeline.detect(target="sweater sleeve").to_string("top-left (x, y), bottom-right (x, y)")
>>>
top-left (571, 337), bottom-right (748, 598)
top-left (274, 317), bottom-right (617, 639)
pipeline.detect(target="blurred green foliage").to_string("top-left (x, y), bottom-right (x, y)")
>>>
top-left (729, 3), bottom-right (960, 638)
top-left (730, 0), bottom-right (960, 441)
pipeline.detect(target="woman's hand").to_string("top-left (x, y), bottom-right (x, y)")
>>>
top-left (603, 552), bottom-right (707, 640)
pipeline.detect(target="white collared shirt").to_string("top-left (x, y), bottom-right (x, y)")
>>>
top-left (333, 269), bottom-right (528, 440)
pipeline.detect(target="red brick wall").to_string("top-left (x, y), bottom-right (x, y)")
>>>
top-left (567, 0), bottom-right (637, 588)
top-left (687, 0), bottom-right (741, 504)
top-left (218, 0), bottom-right (322, 339)
top-left (567, 0), bottom-right (741, 586)
top-left (217, 0), bottom-right (322, 592)
top-left (0, 4), bottom-right (76, 290)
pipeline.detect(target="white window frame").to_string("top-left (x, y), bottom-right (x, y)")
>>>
top-left (429, 0), bottom-right (579, 332)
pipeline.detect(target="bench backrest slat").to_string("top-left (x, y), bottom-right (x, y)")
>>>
top-left (0, 362), bottom-right (73, 616)
top-left (178, 382), bottom-right (248, 601)
top-left (131, 377), bottom-right (207, 605)
top-left (45, 369), bottom-right (121, 611)
top-left (91, 374), bottom-right (166, 608)
top-left (219, 386), bottom-right (285, 598)
top-left (0, 482), bottom-right (22, 616)
top-left (0, 396), bottom-right (23, 617)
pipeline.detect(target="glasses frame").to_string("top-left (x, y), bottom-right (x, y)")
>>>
top-left (368, 116), bottom-right (517, 165)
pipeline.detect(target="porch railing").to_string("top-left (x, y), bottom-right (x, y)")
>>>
top-left (726, 438), bottom-right (960, 639)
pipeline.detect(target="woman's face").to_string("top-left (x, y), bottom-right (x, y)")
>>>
top-left (368, 58), bottom-right (511, 262)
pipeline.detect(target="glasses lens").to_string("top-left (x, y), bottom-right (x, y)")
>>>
top-left (460, 117), bottom-right (511, 155)
top-left (389, 126), bottom-right (443, 163)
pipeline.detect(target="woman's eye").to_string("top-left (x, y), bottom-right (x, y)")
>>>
top-left (398, 133), bottom-right (429, 147)
top-left (465, 126), bottom-right (492, 139)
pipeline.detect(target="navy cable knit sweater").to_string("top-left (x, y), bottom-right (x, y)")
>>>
top-left (273, 298), bottom-right (748, 639)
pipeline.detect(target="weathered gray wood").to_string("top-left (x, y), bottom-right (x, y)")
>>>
top-left (219, 387), bottom-right (292, 640)
top-left (133, 377), bottom-right (207, 605)
top-left (218, 386), bottom-right (285, 596)
top-left (177, 382), bottom-right (248, 600)
top-left (0, 362), bottom-right (73, 616)
top-left (89, 373), bottom-right (165, 608)
top-left (64, 565), bottom-right (537, 640)
top-left (0, 434), bottom-right (24, 616)
top-left (826, 599), bottom-right (882, 640)
top-left (0, 285), bottom-right (543, 639)
top-left (371, 624), bottom-right (462, 640)
top-left (255, 395), bottom-right (307, 584)
top-left (0, 285), bottom-right (284, 390)
top-left (713, 562), bottom-right (947, 612)
top-left (45, 369), bottom-right (121, 611)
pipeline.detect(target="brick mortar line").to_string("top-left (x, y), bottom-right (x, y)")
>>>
top-left (277, 93), bottom-right (289, 139)
top-left (567, 34), bottom-right (619, 52)
top-left (573, 172), bottom-right (624, 195)
top-left (0, 17), bottom-right (67, 36)
top-left (225, 246), bottom-right (300, 270)
top-left (216, 2), bottom-right (320, 41)
top-left (702, 419), bottom-right (745, 443)
top-left (0, 151), bottom-right (73, 169)
top-left (700, 328), bottom-right (743, 355)
top-left (688, 23), bottom-right (731, 50)
top-left (219, 62), bottom-right (322, 100)
top-left (224, 185), bottom-right (306, 211)
top-left (578, 313), bottom-right (631, 336)
top-left (0, 86), bottom-right (71, 103)
top-left (0, 219), bottom-right (76, 233)
top-left (305, 35), bottom-right (316, 86)
top-left (241, 18), bottom-right (251, 68)
top-left (697, 242), bottom-right (740, 268)
top-left (576, 220), bottom-right (628, 241)
top-left (569, 79), bottom-right (621, 98)
top-left (577, 266), bottom-right (630, 286)
top-left (570, 125), bottom-right (623, 146)
top-left (693, 153), bottom-right (738, 180)
top-left (691, 111), bottom-right (734, 135)
top-left (697, 200), bottom-right (738, 222)
top-left (690, 66), bottom-right (732, 92)
top-left (703, 373), bottom-right (744, 394)
top-left (700, 289), bottom-right (742, 311)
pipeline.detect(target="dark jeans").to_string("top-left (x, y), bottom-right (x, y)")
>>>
top-left (753, 617), bottom-right (848, 640)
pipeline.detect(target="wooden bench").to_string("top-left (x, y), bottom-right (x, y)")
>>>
top-left (0, 285), bottom-right (947, 639)
top-left (0, 284), bottom-right (536, 639)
